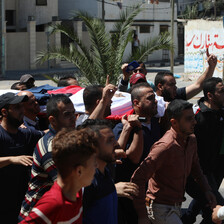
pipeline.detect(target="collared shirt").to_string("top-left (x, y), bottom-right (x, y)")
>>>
top-left (23, 116), bottom-right (40, 131)
top-left (19, 126), bottom-right (57, 221)
top-left (131, 128), bottom-right (211, 217)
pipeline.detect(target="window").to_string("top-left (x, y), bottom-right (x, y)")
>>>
top-left (6, 10), bottom-right (15, 26)
top-left (160, 25), bottom-right (168, 34)
top-left (139, 25), bottom-right (150, 33)
top-left (36, 0), bottom-right (47, 6)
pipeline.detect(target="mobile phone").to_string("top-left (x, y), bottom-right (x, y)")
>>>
top-left (138, 117), bottom-right (147, 122)
top-left (126, 61), bottom-right (140, 73)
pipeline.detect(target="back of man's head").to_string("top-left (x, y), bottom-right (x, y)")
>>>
top-left (52, 128), bottom-right (97, 179)
top-left (83, 85), bottom-right (104, 112)
top-left (130, 82), bottom-right (152, 104)
top-left (46, 94), bottom-right (72, 118)
top-left (166, 99), bottom-right (192, 121)
top-left (57, 75), bottom-right (78, 87)
top-left (203, 77), bottom-right (222, 101)
top-left (77, 119), bottom-right (112, 136)
top-left (155, 71), bottom-right (174, 90)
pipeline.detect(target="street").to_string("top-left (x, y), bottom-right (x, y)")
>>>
top-left (0, 64), bottom-right (224, 223)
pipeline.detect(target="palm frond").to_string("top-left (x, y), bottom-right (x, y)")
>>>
top-left (128, 32), bottom-right (174, 62)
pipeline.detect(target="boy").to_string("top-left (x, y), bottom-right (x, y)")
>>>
top-left (20, 128), bottom-right (98, 223)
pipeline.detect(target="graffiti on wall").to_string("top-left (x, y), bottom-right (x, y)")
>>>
top-left (185, 27), bottom-right (224, 79)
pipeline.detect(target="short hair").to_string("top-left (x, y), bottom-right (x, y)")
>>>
top-left (57, 75), bottom-right (77, 87)
top-left (11, 82), bottom-right (21, 90)
top-left (52, 128), bottom-right (97, 179)
top-left (77, 119), bottom-right (112, 137)
top-left (46, 94), bottom-right (72, 118)
top-left (83, 85), bottom-right (104, 111)
top-left (203, 77), bottom-right (223, 101)
top-left (166, 99), bottom-right (193, 121)
top-left (154, 71), bottom-right (174, 90)
top-left (130, 82), bottom-right (152, 104)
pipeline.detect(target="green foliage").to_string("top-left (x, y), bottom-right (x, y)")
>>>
top-left (37, 4), bottom-right (173, 85)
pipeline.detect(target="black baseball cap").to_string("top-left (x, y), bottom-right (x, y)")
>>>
top-left (0, 92), bottom-right (28, 110)
top-left (20, 74), bottom-right (34, 84)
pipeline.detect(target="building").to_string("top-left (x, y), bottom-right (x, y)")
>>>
top-left (59, 0), bottom-right (179, 63)
top-left (3, 0), bottom-right (61, 71)
top-left (2, 0), bottom-right (179, 73)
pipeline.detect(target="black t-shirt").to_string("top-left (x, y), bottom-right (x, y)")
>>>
top-left (0, 125), bottom-right (43, 213)
top-left (176, 87), bottom-right (187, 100)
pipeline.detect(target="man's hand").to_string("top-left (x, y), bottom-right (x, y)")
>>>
top-left (121, 63), bottom-right (132, 81)
top-left (102, 84), bottom-right (117, 104)
top-left (115, 182), bottom-right (139, 200)
top-left (212, 205), bottom-right (223, 224)
top-left (115, 149), bottom-right (127, 164)
top-left (10, 155), bottom-right (33, 166)
top-left (207, 48), bottom-right (217, 69)
top-left (205, 190), bottom-right (217, 209)
top-left (122, 114), bottom-right (141, 128)
top-left (19, 124), bottom-right (27, 129)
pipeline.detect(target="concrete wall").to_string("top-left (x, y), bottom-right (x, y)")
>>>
top-left (185, 19), bottom-right (224, 79)
top-left (17, 0), bottom-right (58, 28)
top-left (6, 0), bottom-right (16, 9)
top-left (6, 32), bottom-right (29, 70)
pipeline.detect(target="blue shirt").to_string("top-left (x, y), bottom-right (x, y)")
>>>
top-left (83, 168), bottom-right (118, 224)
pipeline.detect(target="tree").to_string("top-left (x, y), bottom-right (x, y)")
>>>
top-left (37, 4), bottom-right (173, 85)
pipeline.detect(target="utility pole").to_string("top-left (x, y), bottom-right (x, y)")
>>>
top-left (102, 0), bottom-right (105, 22)
top-left (170, 0), bottom-right (174, 73)
top-left (213, 0), bottom-right (216, 20)
top-left (0, 0), bottom-right (5, 78)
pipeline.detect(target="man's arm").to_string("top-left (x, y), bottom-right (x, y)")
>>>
top-left (131, 143), bottom-right (167, 219)
top-left (118, 63), bottom-right (132, 92)
top-left (0, 155), bottom-right (33, 168)
top-left (117, 114), bottom-right (143, 164)
top-left (186, 50), bottom-right (217, 100)
top-left (89, 84), bottom-right (117, 120)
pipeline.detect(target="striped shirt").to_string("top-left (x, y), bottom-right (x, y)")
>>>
top-left (19, 126), bottom-right (57, 221)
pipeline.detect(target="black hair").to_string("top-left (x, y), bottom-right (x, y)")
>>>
top-left (83, 85), bottom-right (104, 111)
top-left (77, 119), bottom-right (112, 137)
top-left (57, 75), bottom-right (77, 87)
top-left (130, 82), bottom-right (152, 104)
top-left (154, 71), bottom-right (174, 90)
top-left (46, 94), bottom-right (72, 118)
top-left (11, 82), bottom-right (21, 90)
top-left (203, 77), bottom-right (223, 101)
top-left (57, 80), bottom-right (69, 87)
top-left (166, 99), bottom-right (193, 121)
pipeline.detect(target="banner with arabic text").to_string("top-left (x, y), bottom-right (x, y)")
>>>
top-left (185, 20), bottom-right (224, 79)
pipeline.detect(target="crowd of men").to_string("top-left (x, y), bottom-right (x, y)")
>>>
top-left (1, 50), bottom-right (224, 224)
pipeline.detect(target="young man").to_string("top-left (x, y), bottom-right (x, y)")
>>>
top-left (76, 84), bottom-right (116, 126)
top-left (113, 82), bottom-right (160, 224)
top-left (182, 77), bottom-right (224, 223)
top-left (0, 92), bottom-right (44, 223)
top-left (20, 128), bottom-right (98, 223)
top-left (118, 62), bottom-right (155, 92)
top-left (19, 94), bottom-right (77, 221)
top-left (79, 119), bottom-right (122, 224)
top-left (155, 50), bottom-right (217, 102)
top-left (131, 99), bottom-right (216, 224)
